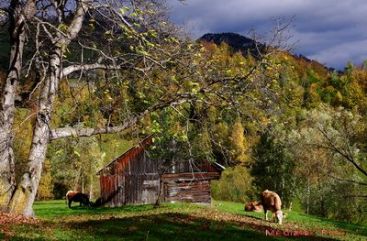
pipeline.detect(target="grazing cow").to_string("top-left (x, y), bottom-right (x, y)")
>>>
top-left (65, 190), bottom-right (77, 205)
top-left (244, 201), bottom-right (263, 212)
top-left (66, 190), bottom-right (90, 208)
top-left (260, 189), bottom-right (283, 224)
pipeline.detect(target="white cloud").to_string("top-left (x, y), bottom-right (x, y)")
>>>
top-left (310, 40), bottom-right (367, 68)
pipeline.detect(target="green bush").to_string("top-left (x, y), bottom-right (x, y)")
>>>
top-left (211, 166), bottom-right (254, 202)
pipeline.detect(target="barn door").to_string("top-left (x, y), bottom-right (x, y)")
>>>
top-left (141, 174), bottom-right (160, 204)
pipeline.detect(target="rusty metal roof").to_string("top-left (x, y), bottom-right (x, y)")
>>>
top-left (96, 135), bottom-right (153, 175)
top-left (97, 135), bottom-right (225, 175)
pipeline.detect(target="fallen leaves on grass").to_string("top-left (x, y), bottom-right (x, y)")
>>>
top-left (0, 212), bottom-right (38, 225)
top-left (190, 209), bottom-right (347, 239)
top-left (0, 212), bottom-right (39, 238)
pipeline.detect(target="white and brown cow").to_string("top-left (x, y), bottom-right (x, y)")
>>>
top-left (260, 189), bottom-right (283, 224)
top-left (65, 190), bottom-right (77, 204)
top-left (65, 190), bottom-right (90, 208)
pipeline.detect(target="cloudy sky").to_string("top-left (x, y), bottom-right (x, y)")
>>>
top-left (167, 0), bottom-right (367, 69)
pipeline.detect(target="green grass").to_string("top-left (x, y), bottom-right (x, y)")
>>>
top-left (213, 200), bottom-right (367, 240)
top-left (3, 200), bottom-right (366, 241)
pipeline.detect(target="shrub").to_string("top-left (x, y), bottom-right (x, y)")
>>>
top-left (211, 166), bottom-right (254, 202)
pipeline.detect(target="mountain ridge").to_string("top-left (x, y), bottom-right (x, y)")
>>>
top-left (199, 32), bottom-right (265, 57)
top-left (198, 32), bottom-right (335, 73)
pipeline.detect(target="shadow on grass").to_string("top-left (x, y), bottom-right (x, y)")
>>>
top-left (292, 212), bottom-right (367, 238)
top-left (34, 200), bottom-right (157, 219)
top-left (242, 212), bottom-right (264, 221)
top-left (11, 212), bottom-right (340, 241)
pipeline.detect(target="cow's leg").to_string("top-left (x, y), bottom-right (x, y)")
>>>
top-left (276, 210), bottom-right (283, 225)
top-left (264, 209), bottom-right (268, 221)
top-left (68, 199), bottom-right (72, 208)
top-left (86, 198), bottom-right (90, 207)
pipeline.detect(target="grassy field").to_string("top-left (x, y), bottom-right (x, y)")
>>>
top-left (1, 200), bottom-right (366, 241)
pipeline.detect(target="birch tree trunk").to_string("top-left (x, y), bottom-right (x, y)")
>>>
top-left (8, 47), bottom-right (62, 216)
top-left (0, 0), bottom-right (35, 210)
top-left (7, 0), bottom-right (89, 216)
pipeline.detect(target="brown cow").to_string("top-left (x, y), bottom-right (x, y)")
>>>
top-left (65, 190), bottom-right (77, 204)
top-left (65, 190), bottom-right (90, 208)
top-left (260, 189), bottom-right (283, 224)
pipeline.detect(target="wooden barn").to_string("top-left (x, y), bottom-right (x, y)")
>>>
top-left (97, 137), bottom-right (223, 207)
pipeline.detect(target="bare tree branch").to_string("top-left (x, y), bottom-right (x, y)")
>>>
top-left (317, 126), bottom-right (367, 177)
top-left (62, 62), bottom-right (150, 77)
top-left (328, 175), bottom-right (367, 186)
top-left (50, 95), bottom-right (193, 140)
top-left (344, 195), bottom-right (367, 198)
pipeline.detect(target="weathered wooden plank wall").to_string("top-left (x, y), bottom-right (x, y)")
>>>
top-left (161, 172), bottom-right (220, 204)
top-left (100, 143), bottom-right (161, 206)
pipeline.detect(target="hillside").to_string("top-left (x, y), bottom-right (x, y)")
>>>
top-left (199, 32), bottom-right (331, 76)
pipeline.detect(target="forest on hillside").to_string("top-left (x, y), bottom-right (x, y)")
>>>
top-left (0, 0), bottom-right (367, 224)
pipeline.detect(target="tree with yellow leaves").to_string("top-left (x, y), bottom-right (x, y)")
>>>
top-left (230, 119), bottom-right (249, 163)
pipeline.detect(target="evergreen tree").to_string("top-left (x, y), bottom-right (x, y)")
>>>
top-left (252, 132), bottom-right (296, 207)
